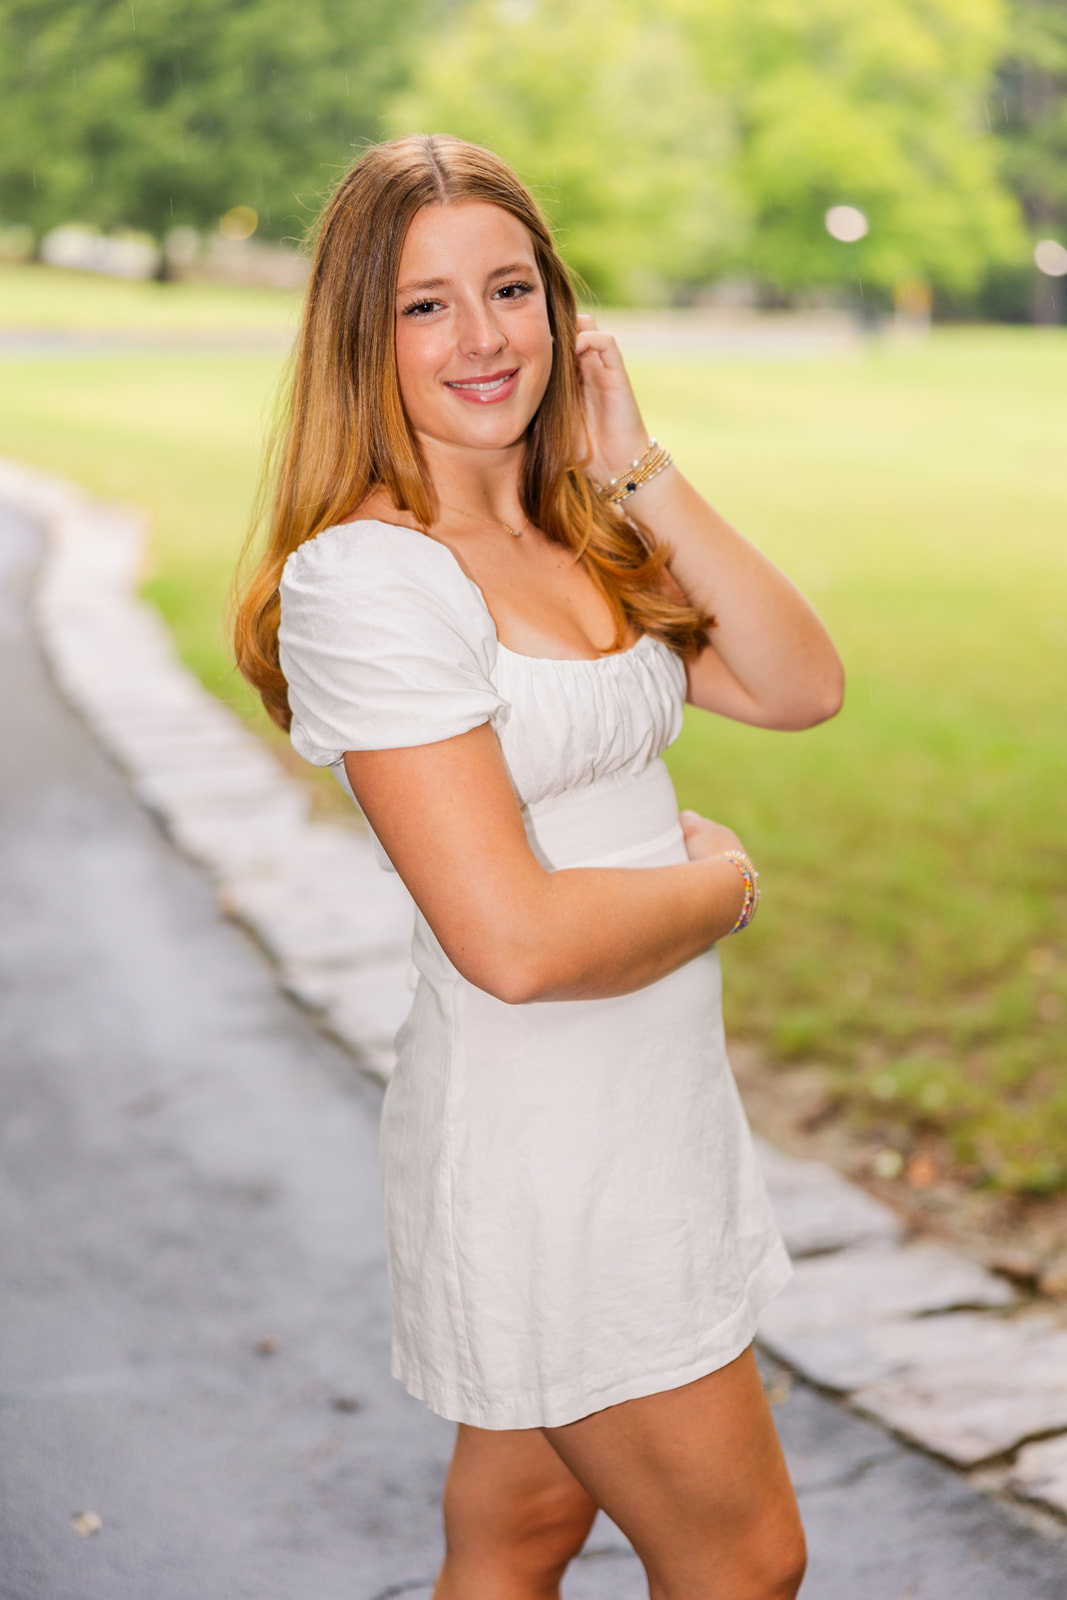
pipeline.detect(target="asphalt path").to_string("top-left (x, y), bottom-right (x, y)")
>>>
top-left (2, 496), bottom-right (1066, 1599)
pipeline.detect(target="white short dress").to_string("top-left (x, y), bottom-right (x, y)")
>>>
top-left (279, 519), bottom-right (791, 1430)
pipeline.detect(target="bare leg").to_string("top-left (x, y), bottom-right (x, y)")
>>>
top-left (433, 1422), bottom-right (599, 1600)
top-left (543, 1346), bottom-right (806, 1600)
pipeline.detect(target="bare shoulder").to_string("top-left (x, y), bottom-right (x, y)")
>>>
top-left (345, 486), bottom-right (420, 529)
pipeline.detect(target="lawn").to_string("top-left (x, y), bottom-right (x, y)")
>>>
top-left (2, 263), bottom-right (1064, 1195)
top-left (0, 260), bottom-right (302, 333)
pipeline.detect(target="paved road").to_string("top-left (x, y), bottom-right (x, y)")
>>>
top-left (2, 497), bottom-right (1066, 1599)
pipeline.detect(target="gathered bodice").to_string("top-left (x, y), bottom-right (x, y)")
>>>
top-left (278, 519), bottom-right (689, 867)
top-left (481, 627), bottom-right (686, 810)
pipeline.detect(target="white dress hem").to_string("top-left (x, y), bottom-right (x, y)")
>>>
top-left (390, 1242), bottom-right (793, 1430)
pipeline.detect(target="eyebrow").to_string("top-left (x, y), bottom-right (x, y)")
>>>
top-left (396, 261), bottom-right (535, 296)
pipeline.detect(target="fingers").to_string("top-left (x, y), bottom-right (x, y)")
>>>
top-left (572, 314), bottom-right (647, 484)
top-left (678, 810), bottom-right (747, 861)
top-left (576, 330), bottom-right (622, 362)
top-left (575, 316), bottom-right (624, 369)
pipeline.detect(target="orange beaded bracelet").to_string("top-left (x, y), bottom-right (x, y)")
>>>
top-left (714, 850), bottom-right (761, 934)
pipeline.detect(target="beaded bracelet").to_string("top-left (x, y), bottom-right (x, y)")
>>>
top-left (596, 438), bottom-right (674, 504)
top-left (714, 850), bottom-right (761, 935)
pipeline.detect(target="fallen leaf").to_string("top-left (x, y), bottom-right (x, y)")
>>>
top-left (905, 1151), bottom-right (938, 1189)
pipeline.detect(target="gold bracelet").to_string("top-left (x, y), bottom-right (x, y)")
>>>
top-left (597, 438), bottom-right (673, 504)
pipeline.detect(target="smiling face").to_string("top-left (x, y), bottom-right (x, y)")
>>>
top-left (393, 200), bottom-right (554, 463)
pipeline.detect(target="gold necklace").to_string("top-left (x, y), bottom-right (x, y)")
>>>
top-left (441, 500), bottom-right (527, 538)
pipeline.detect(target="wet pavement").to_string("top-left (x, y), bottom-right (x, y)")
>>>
top-left (2, 495), bottom-right (1066, 1599)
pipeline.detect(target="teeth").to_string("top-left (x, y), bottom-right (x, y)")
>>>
top-left (449, 375), bottom-right (511, 392)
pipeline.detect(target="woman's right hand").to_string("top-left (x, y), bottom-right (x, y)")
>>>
top-left (679, 809), bottom-right (746, 863)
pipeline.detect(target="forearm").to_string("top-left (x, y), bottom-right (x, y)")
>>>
top-left (576, 317), bottom-right (843, 727)
top-left (631, 464), bottom-right (844, 726)
top-left (345, 732), bottom-right (749, 1011)
top-left (448, 853), bottom-right (747, 1004)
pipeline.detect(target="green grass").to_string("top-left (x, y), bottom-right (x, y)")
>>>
top-left (639, 330), bottom-right (1067, 1195)
top-left (0, 260), bottom-right (302, 333)
top-left (1, 267), bottom-right (1064, 1195)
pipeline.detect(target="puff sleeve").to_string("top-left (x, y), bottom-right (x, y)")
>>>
top-left (279, 521), bottom-right (508, 767)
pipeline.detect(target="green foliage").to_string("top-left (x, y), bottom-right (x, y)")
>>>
top-left (0, 0), bottom-right (1042, 308)
top-left (998, 0), bottom-right (1067, 227)
top-left (0, 0), bottom-right (434, 240)
top-left (387, 0), bottom-right (747, 303)
top-left (991, 0), bottom-right (1067, 321)
top-left (691, 0), bottom-right (1026, 295)
top-left (391, 0), bottom-right (1026, 302)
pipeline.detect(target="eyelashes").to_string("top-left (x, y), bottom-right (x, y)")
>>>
top-left (400, 282), bottom-right (536, 318)
top-left (495, 280), bottom-right (535, 301)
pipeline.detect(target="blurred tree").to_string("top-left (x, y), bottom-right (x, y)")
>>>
top-left (687, 0), bottom-right (1026, 302)
top-left (994, 0), bottom-right (1067, 322)
top-left (387, 0), bottom-right (748, 303)
top-left (0, 0), bottom-right (1039, 310)
top-left (392, 0), bottom-right (1025, 304)
top-left (0, 0), bottom-right (434, 244)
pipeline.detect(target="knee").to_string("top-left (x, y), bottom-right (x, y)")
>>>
top-left (751, 1517), bottom-right (807, 1599)
top-left (649, 1509), bottom-right (806, 1600)
top-left (444, 1474), bottom-right (594, 1573)
top-left (505, 1478), bottom-right (596, 1569)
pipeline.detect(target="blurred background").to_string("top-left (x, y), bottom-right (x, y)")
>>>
top-left (0, 0), bottom-right (1064, 1271)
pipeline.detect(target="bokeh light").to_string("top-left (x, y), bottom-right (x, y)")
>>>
top-left (1034, 238), bottom-right (1067, 278)
top-left (219, 206), bottom-right (259, 241)
top-left (825, 205), bottom-right (869, 243)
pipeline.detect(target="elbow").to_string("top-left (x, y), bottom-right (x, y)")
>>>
top-left (485, 966), bottom-right (551, 1006)
top-left (777, 660), bottom-right (846, 731)
top-left (813, 660), bottom-right (847, 724)
top-left (449, 939), bottom-right (554, 1006)
top-left (433, 872), bottom-right (563, 1004)
top-left (795, 677), bottom-right (846, 729)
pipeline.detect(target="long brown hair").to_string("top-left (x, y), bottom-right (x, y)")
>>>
top-left (233, 134), bottom-right (712, 730)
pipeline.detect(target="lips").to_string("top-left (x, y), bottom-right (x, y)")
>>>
top-left (444, 368), bottom-right (519, 401)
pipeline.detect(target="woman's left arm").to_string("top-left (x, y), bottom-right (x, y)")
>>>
top-left (577, 318), bottom-right (845, 731)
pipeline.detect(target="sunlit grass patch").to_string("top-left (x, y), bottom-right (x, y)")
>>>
top-left (0, 261), bottom-right (301, 333)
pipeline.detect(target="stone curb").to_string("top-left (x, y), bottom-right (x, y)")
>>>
top-left (6, 454), bottom-right (1066, 1524)
top-left (0, 456), bottom-right (415, 1084)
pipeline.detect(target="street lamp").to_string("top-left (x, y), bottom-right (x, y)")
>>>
top-left (825, 205), bottom-right (869, 243)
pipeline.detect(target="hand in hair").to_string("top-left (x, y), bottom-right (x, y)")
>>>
top-left (575, 313), bottom-right (651, 488)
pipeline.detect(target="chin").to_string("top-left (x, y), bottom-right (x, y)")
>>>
top-left (434, 413), bottom-right (535, 453)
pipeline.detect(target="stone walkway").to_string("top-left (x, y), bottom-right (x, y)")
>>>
top-left (4, 454), bottom-right (1067, 1540)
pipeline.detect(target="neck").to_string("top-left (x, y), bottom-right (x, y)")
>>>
top-left (420, 435), bottom-right (527, 527)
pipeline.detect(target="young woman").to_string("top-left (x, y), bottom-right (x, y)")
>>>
top-left (235, 134), bottom-right (843, 1600)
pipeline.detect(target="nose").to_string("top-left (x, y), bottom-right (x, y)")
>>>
top-left (458, 299), bottom-right (506, 360)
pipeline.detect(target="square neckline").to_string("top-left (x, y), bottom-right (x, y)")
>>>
top-left (339, 517), bottom-right (653, 668)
